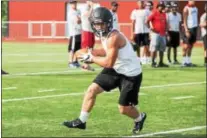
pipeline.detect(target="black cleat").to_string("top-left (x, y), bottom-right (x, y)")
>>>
top-left (157, 63), bottom-right (169, 68)
top-left (2, 70), bottom-right (9, 75)
top-left (132, 112), bottom-right (147, 134)
top-left (62, 118), bottom-right (86, 130)
top-left (151, 62), bottom-right (157, 68)
top-left (173, 60), bottom-right (180, 65)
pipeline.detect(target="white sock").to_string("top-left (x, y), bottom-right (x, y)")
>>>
top-left (182, 56), bottom-right (186, 64)
top-left (135, 113), bottom-right (143, 122)
top-left (79, 111), bottom-right (89, 123)
top-left (187, 56), bottom-right (191, 63)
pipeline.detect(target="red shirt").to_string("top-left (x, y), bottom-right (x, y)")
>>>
top-left (148, 10), bottom-right (167, 36)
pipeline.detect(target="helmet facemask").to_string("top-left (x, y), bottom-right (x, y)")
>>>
top-left (89, 7), bottom-right (113, 38)
top-left (90, 19), bottom-right (113, 37)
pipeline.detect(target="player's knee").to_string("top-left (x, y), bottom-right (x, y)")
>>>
top-left (86, 85), bottom-right (100, 98)
top-left (118, 105), bottom-right (130, 115)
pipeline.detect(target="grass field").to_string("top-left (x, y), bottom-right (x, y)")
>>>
top-left (1, 42), bottom-right (206, 137)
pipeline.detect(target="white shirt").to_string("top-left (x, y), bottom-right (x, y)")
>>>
top-left (130, 9), bottom-right (151, 34)
top-left (81, 5), bottom-right (93, 32)
top-left (167, 12), bottom-right (182, 32)
top-left (68, 9), bottom-right (82, 36)
top-left (186, 6), bottom-right (198, 28)
top-left (101, 30), bottom-right (142, 77)
top-left (200, 13), bottom-right (207, 37)
top-left (111, 10), bottom-right (119, 30)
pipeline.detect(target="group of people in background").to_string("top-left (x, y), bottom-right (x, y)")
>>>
top-left (67, 0), bottom-right (207, 70)
top-left (67, 0), bottom-right (119, 71)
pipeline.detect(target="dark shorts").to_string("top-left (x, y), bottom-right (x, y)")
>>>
top-left (68, 34), bottom-right (81, 52)
top-left (183, 27), bottom-right (197, 45)
top-left (93, 68), bottom-right (142, 106)
top-left (134, 33), bottom-right (149, 47)
top-left (167, 31), bottom-right (180, 48)
top-left (203, 34), bottom-right (207, 49)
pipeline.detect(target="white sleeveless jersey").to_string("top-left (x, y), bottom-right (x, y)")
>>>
top-left (186, 6), bottom-right (198, 28)
top-left (101, 30), bottom-right (142, 77)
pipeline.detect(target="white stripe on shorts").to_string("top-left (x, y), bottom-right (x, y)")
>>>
top-left (71, 35), bottom-right (76, 51)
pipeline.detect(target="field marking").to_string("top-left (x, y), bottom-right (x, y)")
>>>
top-left (9, 60), bottom-right (65, 63)
top-left (127, 125), bottom-right (206, 137)
top-left (2, 87), bottom-right (17, 90)
top-left (2, 81), bottom-right (205, 103)
top-left (141, 81), bottom-right (206, 89)
top-left (2, 53), bottom-right (65, 56)
top-left (38, 89), bottom-right (57, 93)
top-left (3, 68), bottom-right (102, 76)
top-left (2, 92), bottom-right (85, 102)
top-left (171, 96), bottom-right (195, 100)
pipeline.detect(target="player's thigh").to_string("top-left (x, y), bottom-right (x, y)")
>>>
top-left (160, 36), bottom-right (167, 52)
top-left (189, 27), bottom-right (197, 45)
top-left (150, 32), bottom-right (159, 52)
top-left (173, 32), bottom-right (180, 48)
top-left (118, 73), bottom-right (142, 106)
top-left (134, 34), bottom-right (142, 47)
top-left (93, 68), bottom-right (120, 92)
top-left (143, 33), bottom-right (150, 46)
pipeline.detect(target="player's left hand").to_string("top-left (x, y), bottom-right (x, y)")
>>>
top-left (78, 51), bottom-right (93, 63)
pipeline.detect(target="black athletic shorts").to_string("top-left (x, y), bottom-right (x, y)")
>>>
top-left (68, 34), bottom-right (81, 52)
top-left (93, 68), bottom-right (142, 106)
top-left (203, 34), bottom-right (207, 49)
top-left (183, 27), bottom-right (197, 45)
top-left (167, 31), bottom-right (180, 48)
top-left (134, 33), bottom-right (149, 47)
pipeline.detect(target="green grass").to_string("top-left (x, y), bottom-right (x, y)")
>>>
top-left (2, 42), bottom-right (206, 137)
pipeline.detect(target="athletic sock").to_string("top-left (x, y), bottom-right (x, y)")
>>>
top-left (135, 113), bottom-right (143, 122)
top-left (182, 56), bottom-right (186, 64)
top-left (79, 111), bottom-right (89, 123)
top-left (187, 56), bottom-right (191, 64)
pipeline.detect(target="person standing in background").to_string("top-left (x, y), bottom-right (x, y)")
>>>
top-left (166, 3), bottom-right (182, 64)
top-left (131, 0), bottom-right (151, 62)
top-left (200, 3), bottom-right (207, 67)
top-left (182, 1), bottom-right (198, 67)
top-left (110, 1), bottom-right (120, 30)
top-left (146, 3), bottom-right (169, 68)
top-left (75, 0), bottom-right (95, 71)
top-left (68, 0), bottom-right (82, 68)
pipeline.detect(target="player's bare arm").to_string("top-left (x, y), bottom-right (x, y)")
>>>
top-left (131, 20), bottom-right (136, 40)
top-left (183, 6), bottom-right (190, 37)
top-left (92, 31), bottom-right (124, 68)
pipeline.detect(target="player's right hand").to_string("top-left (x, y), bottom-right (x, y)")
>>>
top-left (78, 51), bottom-right (93, 64)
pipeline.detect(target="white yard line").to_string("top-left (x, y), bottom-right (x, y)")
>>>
top-left (9, 60), bottom-right (64, 63)
top-left (2, 53), bottom-right (65, 56)
top-left (141, 81), bottom-right (206, 89)
top-left (171, 96), bottom-right (195, 100)
top-left (2, 81), bottom-right (205, 103)
top-left (126, 126), bottom-right (206, 137)
top-left (2, 87), bottom-right (17, 90)
top-left (3, 68), bottom-right (102, 76)
top-left (38, 89), bottom-right (57, 93)
top-left (2, 92), bottom-right (84, 102)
